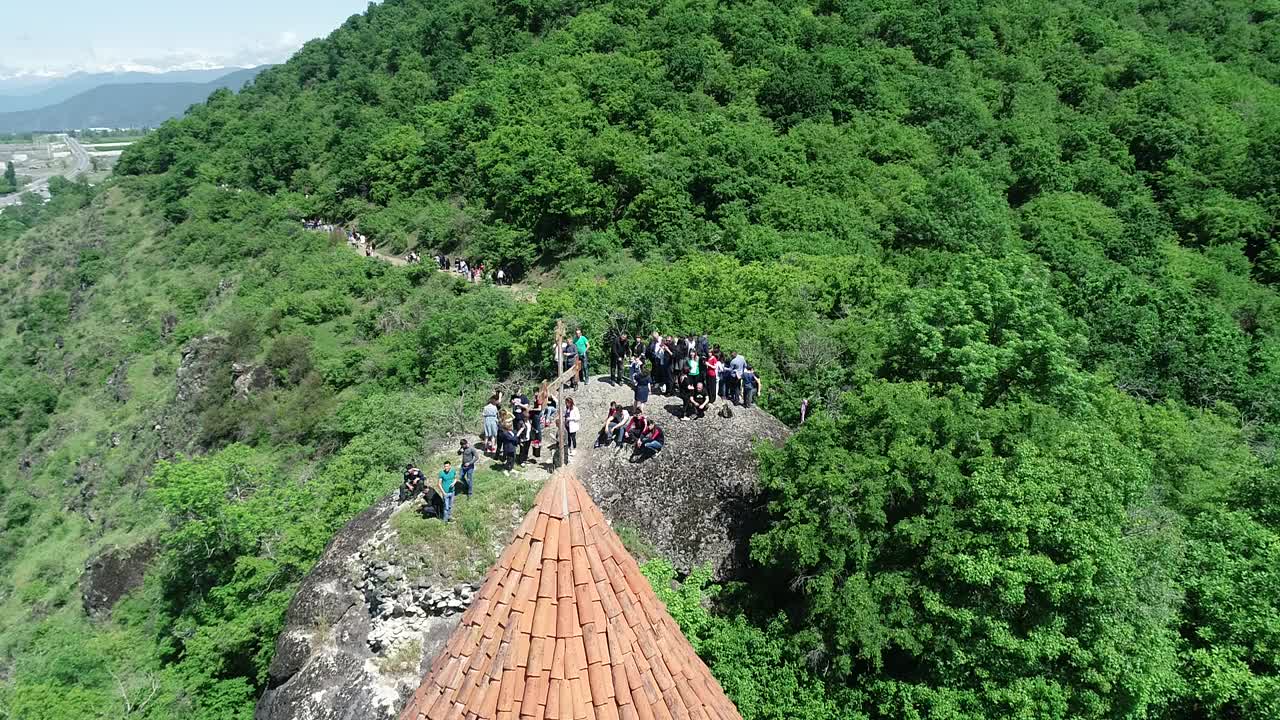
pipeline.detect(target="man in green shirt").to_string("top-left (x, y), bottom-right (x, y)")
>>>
top-left (438, 462), bottom-right (458, 522)
top-left (574, 329), bottom-right (590, 385)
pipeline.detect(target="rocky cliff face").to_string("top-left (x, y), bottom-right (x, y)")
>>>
top-left (255, 495), bottom-right (498, 720)
top-left (256, 375), bottom-right (789, 720)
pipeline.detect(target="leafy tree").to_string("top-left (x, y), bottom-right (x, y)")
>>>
top-left (752, 383), bottom-right (1179, 718)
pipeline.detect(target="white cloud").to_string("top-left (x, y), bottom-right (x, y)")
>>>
top-left (1, 31), bottom-right (311, 80)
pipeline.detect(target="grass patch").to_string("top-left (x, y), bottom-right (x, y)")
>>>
top-left (615, 524), bottom-right (658, 563)
top-left (389, 464), bottom-right (537, 583)
top-left (376, 637), bottom-right (424, 674)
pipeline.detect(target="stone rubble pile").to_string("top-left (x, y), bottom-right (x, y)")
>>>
top-left (355, 554), bottom-right (481, 654)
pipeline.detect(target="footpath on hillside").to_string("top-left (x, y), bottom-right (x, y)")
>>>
top-left (304, 222), bottom-right (540, 300)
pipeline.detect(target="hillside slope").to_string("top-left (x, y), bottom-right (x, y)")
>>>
top-left (2, 0), bottom-right (1280, 719)
top-left (0, 68), bottom-right (254, 114)
top-left (0, 68), bottom-right (267, 133)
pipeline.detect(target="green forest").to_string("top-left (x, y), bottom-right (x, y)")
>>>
top-left (2, 0), bottom-right (1279, 718)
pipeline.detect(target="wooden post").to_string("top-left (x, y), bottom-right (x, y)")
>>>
top-left (554, 320), bottom-right (566, 468)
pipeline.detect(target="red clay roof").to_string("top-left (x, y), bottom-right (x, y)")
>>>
top-left (399, 470), bottom-right (744, 720)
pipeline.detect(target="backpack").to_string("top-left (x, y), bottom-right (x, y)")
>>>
top-left (718, 404), bottom-right (734, 419)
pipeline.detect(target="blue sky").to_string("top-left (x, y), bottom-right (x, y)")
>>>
top-left (2, 0), bottom-right (374, 77)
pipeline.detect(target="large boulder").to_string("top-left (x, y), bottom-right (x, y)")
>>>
top-left (572, 383), bottom-right (790, 579)
top-left (81, 540), bottom-right (158, 618)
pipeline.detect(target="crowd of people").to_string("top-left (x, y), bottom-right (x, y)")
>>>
top-left (605, 330), bottom-right (764, 413)
top-left (397, 327), bottom-right (766, 522)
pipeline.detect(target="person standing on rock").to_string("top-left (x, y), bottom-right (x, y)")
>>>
top-left (482, 395), bottom-right (500, 453)
top-left (575, 329), bottom-right (591, 385)
top-left (515, 410), bottom-right (532, 465)
top-left (563, 397), bottom-right (581, 462)
top-left (652, 340), bottom-right (671, 395)
top-left (705, 350), bottom-right (721, 403)
top-left (498, 421), bottom-right (518, 472)
top-left (742, 364), bottom-right (762, 408)
top-left (634, 367), bottom-right (651, 407)
top-left (628, 352), bottom-right (643, 387)
top-left (610, 331), bottom-right (629, 385)
top-left (728, 350), bottom-right (747, 405)
top-left (457, 439), bottom-right (478, 496)
top-left (533, 381), bottom-right (549, 427)
top-left (687, 349), bottom-right (701, 384)
top-left (438, 461), bottom-right (458, 523)
top-left (562, 338), bottom-right (579, 390)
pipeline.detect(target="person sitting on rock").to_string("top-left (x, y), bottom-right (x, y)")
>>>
top-left (605, 403), bottom-right (631, 447)
top-left (400, 463), bottom-right (426, 502)
top-left (690, 382), bottom-right (710, 419)
top-left (632, 422), bottom-right (665, 461)
top-left (624, 409), bottom-right (649, 445)
top-left (419, 485), bottom-right (445, 519)
top-left (594, 402), bottom-right (620, 449)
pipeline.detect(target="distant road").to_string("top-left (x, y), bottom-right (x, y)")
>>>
top-left (0, 134), bottom-right (91, 208)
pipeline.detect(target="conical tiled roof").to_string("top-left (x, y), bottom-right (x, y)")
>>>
top-left (399, 470), bottom-right (744, 720)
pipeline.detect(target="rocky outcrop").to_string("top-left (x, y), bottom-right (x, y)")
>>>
top-left (106, 360), bottom-right (130, 403)
top-left (256, 374), bottom-right (791, 720)
top-left (256, 494), bottom-right (511, 720)
top-left (576, 395), bottom-right (789, 579)
top-left (147, 335), bottom-right (226, 459)
top-left (232, 362), bottom-right (273, 398)
top-left (81, 540), bottom-right (158, 618)
top-left (173, 335), bottom-right (226, 407)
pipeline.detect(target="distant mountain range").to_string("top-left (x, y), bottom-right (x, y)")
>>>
top-left (0, 68), bottom-right (251, 114)
top-left (0, 67), bottom-right (268, 134)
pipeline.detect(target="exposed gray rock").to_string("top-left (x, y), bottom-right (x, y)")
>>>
top-left (256, 495), bottom-right (488, 720)
top-left (232, 362), bottom-right (273, 398)
top-left (150, 335), bottom-right (227, 459)
top-left (106, 360), bottom-right (130, 403)
top-left (174, 335), bottom-right (226, 406)
top-left (81, 540), bottom-right (158, 618)
top-left (573, 384), bottom-right (790, 579)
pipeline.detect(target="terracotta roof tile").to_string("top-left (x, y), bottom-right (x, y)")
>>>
top-left (400, 470), bottom-right (743, 720)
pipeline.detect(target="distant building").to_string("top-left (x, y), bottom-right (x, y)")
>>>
top-left (11, 153), bottom-right (29, 163)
